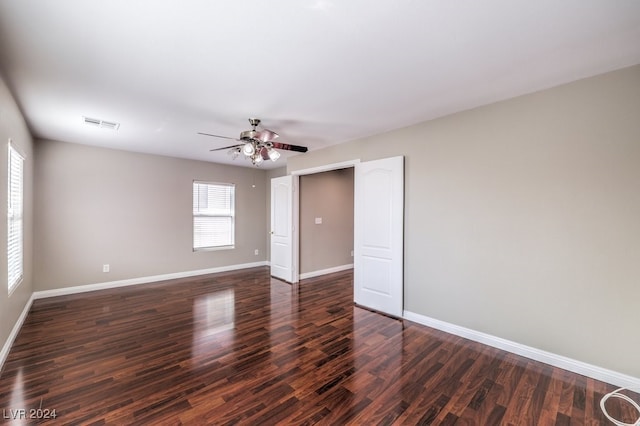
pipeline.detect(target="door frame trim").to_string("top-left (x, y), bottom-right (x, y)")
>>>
top-left (289, 159), bottom-right (361, 283)
top-left (290, 160), bottom-right (361, 177)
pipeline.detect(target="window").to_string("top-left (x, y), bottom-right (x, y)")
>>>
top-left (193, 181), bottom-right (235, 250)
top-left (7, 143), bottom-right (24, 293)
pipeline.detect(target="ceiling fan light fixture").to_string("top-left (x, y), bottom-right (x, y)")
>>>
top-left (228, 147), bottom-right (240, 159)
top-left (253, 154), bottom-right (264, 165)
top-left (242, 142), bottom-right (255, 156)
top-left (268, 148), bottom-right (280, 161)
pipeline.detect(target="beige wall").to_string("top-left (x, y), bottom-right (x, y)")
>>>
top-left (0, 75), bottom-right (34, 354)
top-left (299, 168), bottom-right (354, 274)
top-left (34, 140), bottom-right (268, 290)
top-left (287, 65), bottom-right (640, 378)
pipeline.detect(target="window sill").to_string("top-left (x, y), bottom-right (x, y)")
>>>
top-left (193, 245), bottom-right (235, 252)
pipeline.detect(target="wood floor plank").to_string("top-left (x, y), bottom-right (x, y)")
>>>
top-left (0, 266), bottom-right (635, 425)
top-left (539, 368), bottom-right (571, 425)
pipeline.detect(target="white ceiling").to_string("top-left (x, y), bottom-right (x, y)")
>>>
top-left (1, 1), bottom-right (639, 169)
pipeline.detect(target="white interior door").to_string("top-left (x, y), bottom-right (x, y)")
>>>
top-left (354, 156), bottom-right (404, 317)
top-left (271, 175), bottom-right (296, 282)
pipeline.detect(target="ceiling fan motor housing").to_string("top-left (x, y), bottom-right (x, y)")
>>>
top-left (240, 130), bottom-right (259, 140)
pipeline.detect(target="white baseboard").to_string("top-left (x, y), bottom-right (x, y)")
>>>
top-left (1, 293), bottom-right (35, 372)
top-left (299, 264), bottom-right (353, 280)
top-left (403, 310), bottom-right (640, 389)
top-left (34, 261), bottom-right (268, 300)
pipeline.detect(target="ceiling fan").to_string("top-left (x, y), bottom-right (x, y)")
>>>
top-left (198, 118), bottom-right (308, 166)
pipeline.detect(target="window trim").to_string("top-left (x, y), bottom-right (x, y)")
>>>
top-left (192, 180), bottom-right (236, 251)
top-left (7, 141), bottom-right (24, 295)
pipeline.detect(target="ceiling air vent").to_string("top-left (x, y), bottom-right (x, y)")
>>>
top-left (83, 116), bottom-right (120, 130)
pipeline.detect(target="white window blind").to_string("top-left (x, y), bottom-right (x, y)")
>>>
top-left (193, 181), bottom-right (235, 250)
top-left (7, 143), bottom-right (24, 293)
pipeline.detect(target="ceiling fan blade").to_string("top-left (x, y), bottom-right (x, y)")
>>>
top-left (256, 128), bottom-right (279, 143)
top-left (198, 132), bottom-right (240, 141)
top-left (271, 142), bottom-right (308, 153)
top-left (210, 144), bottom-right (242, 152)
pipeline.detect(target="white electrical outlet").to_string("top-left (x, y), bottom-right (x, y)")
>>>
top-left (254, 249), bottom-right (259, 256)
top-left (315, 217), bottom-right (322, 224)
top-left (103, 264), bottom-right (110, 273)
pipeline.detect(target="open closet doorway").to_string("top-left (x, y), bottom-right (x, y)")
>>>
top-left (271, 157), bottom-right (404, 317)
top-left (298, 168), bottom-right (354, 280)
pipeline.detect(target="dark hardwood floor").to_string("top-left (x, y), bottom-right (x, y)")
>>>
top-left (0, 267), bottom-right (636, 425)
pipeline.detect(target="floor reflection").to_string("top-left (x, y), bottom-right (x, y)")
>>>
top-left (7, 368), bottom-right (25, 420)
top-left (192, 289), bottom-right (235, 359)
